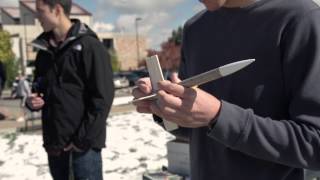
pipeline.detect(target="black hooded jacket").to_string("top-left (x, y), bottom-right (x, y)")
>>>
top-left (31, 19), bottom-right (114, 151)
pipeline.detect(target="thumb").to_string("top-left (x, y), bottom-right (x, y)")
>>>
top-left (29, 93), bottom-right (38, 98)
top-left (170, 72), bottom-right (181, 84)
top-left (63, 144), bottom-right (73, 151)
top-left (30, 92), bottom-right (44, 98)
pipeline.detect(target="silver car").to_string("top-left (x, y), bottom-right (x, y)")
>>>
top-left (113, 74), bottom-right (129, 89)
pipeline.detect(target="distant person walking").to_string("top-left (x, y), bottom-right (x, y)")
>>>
top-left (10, 76), bottom-right (19, 99)
top-left (16, 75), bottom-right (31, 107)
top-left (16, 75), bottom-right (31, 122)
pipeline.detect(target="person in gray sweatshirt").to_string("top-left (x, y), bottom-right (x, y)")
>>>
top-left (133, 0), bottom-right (320, 179)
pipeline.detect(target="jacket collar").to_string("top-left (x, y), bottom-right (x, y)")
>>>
top-left (31, 19), bottom-right (97, 52)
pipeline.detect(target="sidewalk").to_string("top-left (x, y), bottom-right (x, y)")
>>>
top-left (0, 89), bottom-right (136, 133)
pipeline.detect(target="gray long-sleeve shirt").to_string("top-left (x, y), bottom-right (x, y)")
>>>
top-left (179, 0), bottom-right (320, 179)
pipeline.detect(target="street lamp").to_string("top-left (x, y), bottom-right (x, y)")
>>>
top-left (22, 13), bottom-right (30, 76)
top-left (135, 17), bottom-right (142, 63)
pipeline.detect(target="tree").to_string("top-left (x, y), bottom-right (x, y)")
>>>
top-left (3, 58), bottom-right (19, 88)
top-left (169, 26), bottom-right (183, 45)
top-left (108, 49), bottom-right (120, 72)
top-left (0, 30), bottom-right (15, 62)
top-left (143, 26), bottom-right (183, 71)
top-left (0, 30), bottom-right (17, 87)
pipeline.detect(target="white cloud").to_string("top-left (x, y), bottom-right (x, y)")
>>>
top-left (115, 12), bottom-right (170, 33)
top-left (100, 0), bottom-right (183, 13)
top-left (149, 28), bottom-right (172, 48)
top-left (92, 22), bottom-right (115, 32)
top-left (114, 12), bottom-right (173, 48)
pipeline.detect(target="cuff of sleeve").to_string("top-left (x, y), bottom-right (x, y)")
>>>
top-left (207, 100), bottom-right (250, 148)
top-left (153, 114), bottom-right (165, 128)
top-left (73, 137), bottom-right (91, 151)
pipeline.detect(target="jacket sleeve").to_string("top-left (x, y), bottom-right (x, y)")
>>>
top-left (208, 9), bottom-right (320, 170)
top-left (73, 37), bottom-right (115, 150)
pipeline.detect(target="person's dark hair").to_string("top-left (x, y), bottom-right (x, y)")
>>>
top-left (42, 0), bottom-right (72, 16)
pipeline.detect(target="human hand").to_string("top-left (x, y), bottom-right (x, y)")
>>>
top-left (63, 143), bottom-right (83, 152)
top-left (26, 93), bottom-right (45, 110)
top-left (132, 77), bottom-right (154, 114)
top-left (150, 73), bottom-right (221, 128)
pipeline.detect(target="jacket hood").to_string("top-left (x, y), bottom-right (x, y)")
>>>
top-left (31, 19), bottom-right (98, 51)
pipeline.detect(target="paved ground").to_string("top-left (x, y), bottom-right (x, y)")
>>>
top-left (0, 87), bottom-right (136, 133)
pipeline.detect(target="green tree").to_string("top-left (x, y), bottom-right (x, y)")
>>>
top-left (0, 31), bottom-right (15, 61)
top-left (169, 26), bottom-right (183, 45)
top-left (4, 58), bottom-right (19, 87)
top-left (108, 49), bottom-right (120, 72)
top-left (0, 30), bottom-right (16, 87)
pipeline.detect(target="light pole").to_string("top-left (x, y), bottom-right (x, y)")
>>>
top-left (22, 13), bottom-right (29, 76)
top-left (135, 17), bottom-right (142, 64)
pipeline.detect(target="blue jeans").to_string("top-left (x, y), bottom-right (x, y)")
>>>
top-left (48, 149), bottom-right (103, 180)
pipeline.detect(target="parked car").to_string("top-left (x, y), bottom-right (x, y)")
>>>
top-left (119, 72), bottom-right (140, 86)
top-left (133, 68), bottom-right (149, 78)
top-left (113, 73), bottom-right (129, 89)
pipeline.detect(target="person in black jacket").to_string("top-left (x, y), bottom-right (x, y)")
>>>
top-left (26, 0), bottom-right (114, 179)
top-left (0, 61), bottom-right (6, 98)
top-left (133, 0), bottom-right (320, 179)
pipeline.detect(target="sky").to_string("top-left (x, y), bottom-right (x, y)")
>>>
top-left (0, 0), bottom-right (204, 49)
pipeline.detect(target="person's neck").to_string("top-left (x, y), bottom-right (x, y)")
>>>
top-left (223, 0), bottom-right (258, 8)
top-left (52, 18), bottom-right (72, 43)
